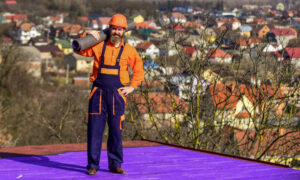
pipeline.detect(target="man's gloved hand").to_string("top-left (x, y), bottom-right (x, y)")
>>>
top-left (86, 30), bottom-right (101, 41)
top-left (118, 87), bottom-right (134, 96)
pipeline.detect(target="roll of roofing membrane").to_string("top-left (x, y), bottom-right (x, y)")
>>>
top-left (72, 22), bottom-right (136, 52)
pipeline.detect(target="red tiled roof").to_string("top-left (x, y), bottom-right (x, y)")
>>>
top-left (136, 42), bottom-right (153, 50)
top-left (216, 18), bottom-right (240, 25)
top-left (235, 112), bottom-right (250, 118)
top-left (294, 18), bottom-right (300, 23)
top-left (207, 48), bottom-right (232, 58)
top-left (131, 93), bottom-right (188, 114)
top-left (6, 0), bottom-right (16, 4)
top-left (136, 21), bottom-right (157, 30)
top-left (254, 19), bottom-right (267, 24)
top-left (1, 37), bottom-right (12, 43)
top-left (5, 14), bottom-right (27, 21)
top-left (98, 17), bottom-right (111, 24)
top-left (20, 22), bottom-right (34, 31)
top-left (209, 84), bottom-right (285, 110)
top-left (171, 12), bottom-right (186, 19)
top-left (235, 128), bottom-right (300, 156)
top-left (285, 47), bottom-right (300, 58)
top-left (271, 28), bottom-right (296, 36)
top-left (239, 38), bottom-right (262, 46)
top-left (270, 10), bottom-right (280, 15)
top-left (63, 24), bottom-right (83, 35)
top-left (209, 84), bottom-right (240, 109)
top-left (136, 22), bottom-right (149, 29)
top-left (274, 47), bottom-right (300, 59)
top-left (183, 46), bottom-right (195, 55)
top-left (171, 25), bottom-right (184, 31)
top-left (239, 84), bottom-right (284, 105)
top-left (92, 19), bottom-right (98, 25)
top-left (78, 16), bottom-right (88, 22)
top-left (50, 16), bottom-right (61, 22)
top-left (183, 22), bottom-right (202, 28)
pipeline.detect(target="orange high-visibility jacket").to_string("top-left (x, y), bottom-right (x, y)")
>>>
top-left (75, 33), bottom-right (144, 89)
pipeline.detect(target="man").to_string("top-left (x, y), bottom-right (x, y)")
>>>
top-left (75, 14), bottom-right (144, 175)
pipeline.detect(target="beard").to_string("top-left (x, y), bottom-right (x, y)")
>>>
top-left (110, 33), bottom-right (124, 44)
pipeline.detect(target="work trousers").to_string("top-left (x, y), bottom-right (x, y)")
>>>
top-left (87, 87), bottom-right (125, 170)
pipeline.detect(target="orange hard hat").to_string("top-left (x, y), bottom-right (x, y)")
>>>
top-left (109, 14), bottom-right (128, 29)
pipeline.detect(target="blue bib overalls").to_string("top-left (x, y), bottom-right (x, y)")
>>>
top-left (87, 41), bottom-right (126, 171)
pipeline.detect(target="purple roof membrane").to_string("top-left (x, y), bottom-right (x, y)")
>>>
top-left (0, 146), bottom-right (299, 179)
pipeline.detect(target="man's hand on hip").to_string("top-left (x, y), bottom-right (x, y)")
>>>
top-left (118, 87), bottom-right (134, 96)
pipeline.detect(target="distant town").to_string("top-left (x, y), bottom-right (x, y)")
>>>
top-left (0, 0), bottom-right (299, 168)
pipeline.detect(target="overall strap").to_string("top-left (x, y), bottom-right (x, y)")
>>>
top-left (115, 45), bottom-right (124, 67)
top-left (100, 41), bottom-right (126, 67)
top-left (100, 41), bottom-right (107, 66)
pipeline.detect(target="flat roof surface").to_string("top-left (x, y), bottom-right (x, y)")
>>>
top-left (0, 142), bottom-right (299, 179)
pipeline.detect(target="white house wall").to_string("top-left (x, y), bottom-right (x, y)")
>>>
top-left (291, 58), bottom-right (300, 68)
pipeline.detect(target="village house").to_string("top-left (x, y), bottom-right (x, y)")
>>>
top-left (136, 42), bottom-right (159, 60)
top-left (207, 48), bottom-right (232, 63)
top-left (208, 83), bottom-right (286, 130)
top-left (19, 46), bottom-right (42, 78)
top-left (208, 83), bottom-right (257, 130)
top-left (271, 28), bottom-right (297, 47)
top-left (35, 45), bottom-right (64, 62)
top-left (64, 53), bottom-right (93, 73)
top-left (55, 39), bottom-right (73, 55)
top-left (253, 19), bottom-right (268, 26)
top-left (170, 12), bottom-right (186, 23)
top-left (239, 25), bottom-right (252, 38)
top-left (159, 15), bottom-right (170, 25)
top-left (72, 77), bottom-right (90, 86)
top-left (61, 24), bottom-right (84, 39)
top-left (242, 15), bottom-right (255, 24)
top-left (263, 44), bottom-right (283, 53)
top-left (130, 92), bottom-right (188, 129)
top-left (216, 18), bottom-right (241, 30)
top-left (28, 36), bottom-right (48, 46)
top-left (97, 17), bottom-right (111, 30)
top-left (274, 47), bottom-right (300, 68)
top-left (158, 39), bottom-right (183, 57)
top-left (50, 15), bottom-right (63, 24)
top-left (238, 38), bottom-right (262, 50)
top-left (89, 16), bottom-right (111, 30)
top-left (251, 25), bottom-right (271, 39)
top-left (234, 128), bottom-right (300, 167)
top-left (126, 36), bottom-right (143, 47)
top-left (131, 14), bottom-right (144, 24)
top-left (183, 22), bottom-right (202, 30)
top-left (42, 15), bottom-right (64, 26)
top-left (5, 0), bottom-right (17, 5)
top-left (0, 16), bottom-right (7, 24)
top-left (4, 14), bottom-right (27, 23)
top-left (77, 16), bottom-right (88, 26)
top-left (194, 28), bottom-right (217, 43)
top-left (49, 23), bottom-right (70, 40)
top-left (242, 5), bottom-right (258, 11)
top-left (136, 21), bottom-right (160, 30)
top-left (12, 21), bottom-right (41, 44)
top-left (89, 19), bottom-right (98, 29)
